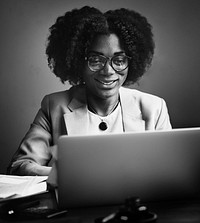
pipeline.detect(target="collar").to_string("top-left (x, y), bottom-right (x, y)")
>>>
top-left (64, 86), bottom-right (145, 135)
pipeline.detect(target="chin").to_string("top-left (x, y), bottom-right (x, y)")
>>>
top-left (97, 88), bottom-right (119, 99)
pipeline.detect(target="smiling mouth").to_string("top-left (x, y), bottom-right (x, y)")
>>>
top-left (96, 79), bottom-right (118, 85)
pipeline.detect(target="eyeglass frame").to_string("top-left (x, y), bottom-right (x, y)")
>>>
top-left (85, 54), bottom-right (132, 72)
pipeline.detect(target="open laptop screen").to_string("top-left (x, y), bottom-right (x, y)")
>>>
top-left (57, 128), bottom-right (200, 209)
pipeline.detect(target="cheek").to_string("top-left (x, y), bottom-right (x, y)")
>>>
top-left (119, 71), bottom-right (128, 84)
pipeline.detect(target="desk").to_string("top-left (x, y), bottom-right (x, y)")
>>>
top-left (0, 198), bottom-right (200, 223)
top-left (65, 200), bottom-right (200, 223)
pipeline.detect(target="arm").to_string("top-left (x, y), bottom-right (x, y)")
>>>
top-left (7, 96), bottom-right (53, 176)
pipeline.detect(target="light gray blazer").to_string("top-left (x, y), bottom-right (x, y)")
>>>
top-left (7, 86), bottom-right (172, 175)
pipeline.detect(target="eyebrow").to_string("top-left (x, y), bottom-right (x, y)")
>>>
top-left (88, 51), bottom-right (125, 56)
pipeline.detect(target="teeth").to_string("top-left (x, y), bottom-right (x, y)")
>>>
top-left (98, 80), bottom-right (115, 85)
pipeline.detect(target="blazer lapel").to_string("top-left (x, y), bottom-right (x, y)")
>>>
top-left (64, 106), bottom-right (89, 135)
top-left (120, 87), bottom-right (145, 131)
top-left (64, 88), bottom-right (89, 135)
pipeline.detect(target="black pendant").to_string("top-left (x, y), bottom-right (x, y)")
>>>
top-left (99, 121), bottom-right (108, 131)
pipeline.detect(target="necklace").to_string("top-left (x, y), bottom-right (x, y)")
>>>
top-left (88, 100), bottom-right (120, 131)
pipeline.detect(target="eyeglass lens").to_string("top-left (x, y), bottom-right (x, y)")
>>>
top-left (87, 55), bottom-right (130, 72)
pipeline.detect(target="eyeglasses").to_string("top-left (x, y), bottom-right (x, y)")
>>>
top-left (85, 54), bottom-right (131, 72)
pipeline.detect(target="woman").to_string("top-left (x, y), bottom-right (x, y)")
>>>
top-left (7, 6), bottom-right (171, 176)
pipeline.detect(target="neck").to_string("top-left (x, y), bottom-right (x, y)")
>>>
top-left (87, 95), bottom-right (120, 117)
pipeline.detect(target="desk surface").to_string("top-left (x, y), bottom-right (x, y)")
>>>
top-left (1, 199), bottom-right (200, 223)
top-left (65, 200), bottom-right (200, 223)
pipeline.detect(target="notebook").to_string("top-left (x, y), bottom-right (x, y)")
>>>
top-left (57, 127), bottom-right (200, 209)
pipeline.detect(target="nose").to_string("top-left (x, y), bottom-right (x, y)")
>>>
top-left (102, 61), bottom-right (115, 75)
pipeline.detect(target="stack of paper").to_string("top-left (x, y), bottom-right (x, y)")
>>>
top-left (0, 175), bottom-right (48, 200)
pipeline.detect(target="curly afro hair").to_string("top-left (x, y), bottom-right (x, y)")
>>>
top-left (46, 6), bottom-right (155, 86)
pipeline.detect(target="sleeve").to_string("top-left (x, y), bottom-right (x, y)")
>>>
top-left (7, 95), bottom-right (53, 176)
top-left (155, 98), bottom-right (172, 130)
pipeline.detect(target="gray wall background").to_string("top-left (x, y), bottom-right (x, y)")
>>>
top-left (1, 0), bottom-right (200, 173)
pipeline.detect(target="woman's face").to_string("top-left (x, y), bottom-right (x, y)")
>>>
top-left (83, 34), bottom-right (128, 100)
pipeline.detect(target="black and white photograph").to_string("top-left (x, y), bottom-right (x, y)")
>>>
top-left (0, 0), bottom-right (200, 222)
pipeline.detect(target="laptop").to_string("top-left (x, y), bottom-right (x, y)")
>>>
top-left (57, 128), bottom-right (200, 209)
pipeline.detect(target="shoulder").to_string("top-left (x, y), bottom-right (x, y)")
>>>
top-left (45, 87), bottom-right (73, 99)
top-left (40, 85), bottom-right (86, 110)
top-left (120, 87), bottom-right (164, 107)
top-left (42, 86), bottom-right (80, 103)
top-left (120, 87), bottom-right (171, 130)
top-left (120, 87), bottom-right (168, 120)
top-left (40, 87), bottom-right (75, 109)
